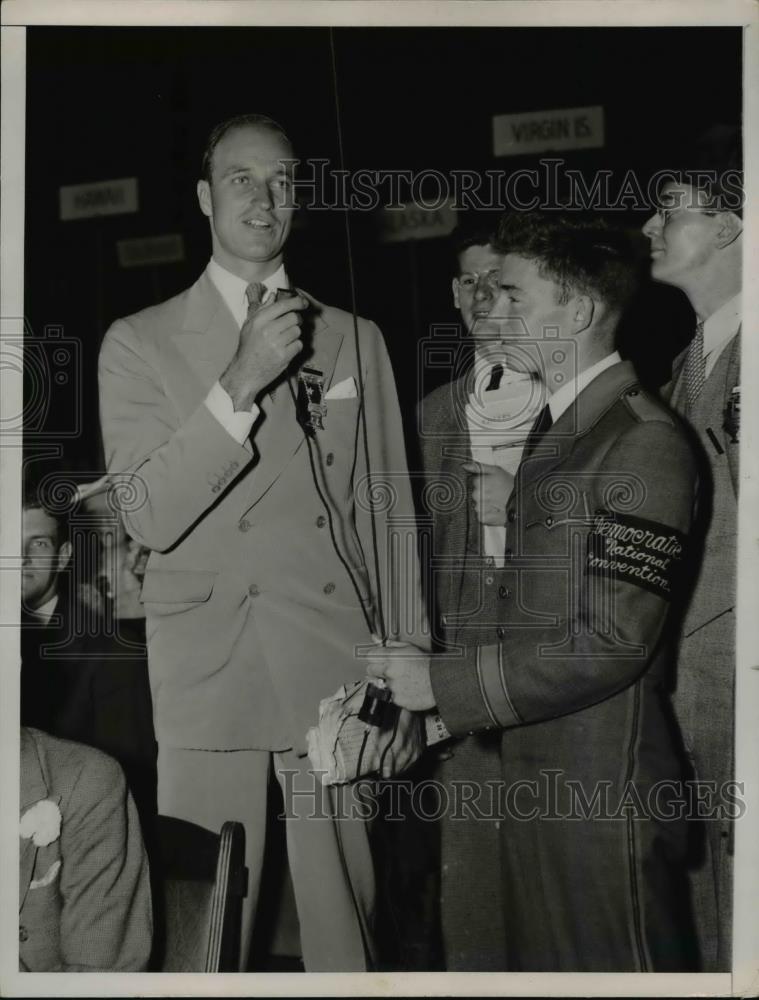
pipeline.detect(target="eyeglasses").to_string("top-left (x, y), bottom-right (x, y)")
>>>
top-left (654, 205), bottom-right (721, 227)
top-left (458, 269), bottom-right (501, 291)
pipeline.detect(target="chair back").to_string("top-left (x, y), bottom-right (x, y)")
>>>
top-left (155, 815), bottom-right (247, 972)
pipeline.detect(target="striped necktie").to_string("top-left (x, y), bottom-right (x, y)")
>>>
top-left (684, 321), bottom-right (706, 410)
top-left (245, 281), bottom-right (265, 318)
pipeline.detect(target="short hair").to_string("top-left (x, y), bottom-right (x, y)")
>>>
top-left (494, 211), bottom-right (638, 315)
top-left (22, 475), bottom-right (70, 547)
top-left (201, 114), bottom-right (293, 182)
top-left (451, 216), bottom-right (501, 273)
top-left (669, 124), bottom-right (743, 216)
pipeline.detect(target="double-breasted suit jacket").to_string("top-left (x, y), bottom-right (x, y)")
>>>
top-left (19, 727), bottom-right (152, 972)
top-left (99, 269), bottom-right (418, 756)
top-left (430, 360), bottom-right (700, 971)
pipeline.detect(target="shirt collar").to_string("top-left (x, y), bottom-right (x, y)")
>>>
top-left (548, 351), bottom-right (622, 423)
top-left (702, 293), bottom-right (741, 360)
top-left (26, 595), bottom-right (58, 625)
top-left (207, 258), bottom-right (289, 328)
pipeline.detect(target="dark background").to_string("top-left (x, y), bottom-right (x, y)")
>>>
top-left (23, 26), bottom-right (743, 470)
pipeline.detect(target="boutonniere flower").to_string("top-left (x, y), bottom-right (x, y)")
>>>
top-left (723, 385), bottom-right (740, 444)
top-left (20, 799), bottom-right (62, 847)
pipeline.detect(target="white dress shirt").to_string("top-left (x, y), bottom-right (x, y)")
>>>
top-left (203, 258), bottom-right (290, 443)
top-left (26, 595), bottom-right (58, 624)
top-left (466, 354), bottom-right (545, 567)
top-left (701, 293), bottom-right (741, 379)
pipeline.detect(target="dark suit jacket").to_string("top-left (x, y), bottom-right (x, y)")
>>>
top-left (429, 360), bottom-right (700, 971)
top-left (20, 595), bottom-right (156, 822)
top-left (19, 727), bottom-right (152, 971)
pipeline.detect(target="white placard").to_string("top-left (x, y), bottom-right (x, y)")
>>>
top-left (379, 201), bottom-right (457, 243)
top-left (493, 105), bottom-right (604, 157)
top-left (116, 233), bottom-right (184, 268)
top-left (59, 177), bottom-right (138, 220)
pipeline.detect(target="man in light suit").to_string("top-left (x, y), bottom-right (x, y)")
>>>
top-left (642, 127), bottom-right (742, 971)
top-left (373, 212), bottom-right (700, 970)
top-left (98, 114), bottom-right (421, 970)
top-left (20, 726), bottom-right (152, 971)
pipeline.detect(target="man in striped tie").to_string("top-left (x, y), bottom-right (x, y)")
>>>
top-left (642, 126), bottom-right (742, 971)
top-left (99, 113), bottom-right (422, 971)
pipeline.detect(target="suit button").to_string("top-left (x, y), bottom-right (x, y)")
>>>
top-left (485, 575), bottom-right (494, 585)
top-left (496, 626), bottom-right (506, 639)
top-left (545, 516), bottom-right (554, 527)
top-left (498, 586), bottom-right (510, 599)
top-left (316, 515), bottom-right (327, 528)
top-left (325, 453), bottom-right (335, 466)
top-left (507, 509), bottom-right (516, 523)
top-left (504, 548), bottom-right (513, 559)
top-left (19, 926), bottom-right (28, 942)
top-left (485, 556), bottom-right (495, 567)
top-left (323, 582), bottom-right (336, 594)
top-left (248, 584), bottom-right (260, 598)
top-left (239, 518), bottom-right (251, 532)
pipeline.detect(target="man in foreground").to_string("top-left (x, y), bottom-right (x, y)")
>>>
top-left (372, 211), bottom-right (700, 970)
top-left (99, 114), bottom-right (421, 970)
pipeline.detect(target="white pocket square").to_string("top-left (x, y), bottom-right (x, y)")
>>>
top-left (30, 860), bottom-right (61, 889)
top-left (325, 377), bottom-right (357, 400)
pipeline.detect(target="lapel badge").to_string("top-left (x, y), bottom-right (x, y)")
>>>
top-left (723, 386), bottom-right (740, 444)
top-left (297, 366), bottom-right (326, 434)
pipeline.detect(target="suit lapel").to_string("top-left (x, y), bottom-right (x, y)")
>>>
top-left (243, 290), bottom-right (344, 508)
top-left (517, 361), bottom-right (640, 495)
top-left (434, 380), bottom-right (476, 618)
top-left (163, 271), bottom-right (240, 420)
top-left (19, 729), bottom-right (48, 911)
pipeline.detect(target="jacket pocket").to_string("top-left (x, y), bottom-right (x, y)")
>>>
top-left (140, 569), bottom-right (216, 605)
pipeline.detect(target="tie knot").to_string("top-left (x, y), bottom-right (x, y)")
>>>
top-left (246, 282), bottom-right (265, 311)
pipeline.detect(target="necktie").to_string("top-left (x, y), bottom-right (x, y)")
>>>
top-left (245, 281), bottom-right (265, 318)
top-left (684, 321), bottom-right (706, 410)
top-left (522, 404), bottom-right (553, 460)
top-left (244, 281), bottom-right (273, 400)
top-left (485, 363), bottom-right (504, 392)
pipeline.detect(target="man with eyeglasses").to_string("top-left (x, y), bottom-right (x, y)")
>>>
top-left (414, 227), bottom-right (543, 969)
top-left (642, 126), bottom-right (742, 972)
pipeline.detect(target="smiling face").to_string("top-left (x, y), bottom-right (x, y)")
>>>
top-left (641, 181), bottom-right (726, 290)
top-left (21, 506), bottom-right (71, 611)
top-left (452, 244), bottom-right (502, 338)
top-left (197, 124), bottom-right (295, 280)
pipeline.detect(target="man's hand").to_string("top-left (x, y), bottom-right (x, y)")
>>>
top-left (461, 460), bottom-right (515, 526)
top-left (220, 294), bottom-right (307, 410)
top-left (366, 643), bottom-right (436, 711)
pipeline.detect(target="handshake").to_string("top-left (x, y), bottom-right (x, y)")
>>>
top-left (306, 639), bottom-right (445, 786)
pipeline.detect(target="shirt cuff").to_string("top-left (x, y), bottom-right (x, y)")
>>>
top-left (204, 381), bottom-right (259, 444)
